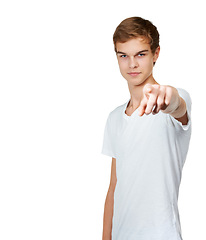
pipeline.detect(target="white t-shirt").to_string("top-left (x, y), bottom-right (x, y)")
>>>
top-left (101, 88), bottom-right (192, 240)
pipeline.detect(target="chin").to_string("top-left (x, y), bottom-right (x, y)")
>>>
top-left (126, 77), bottom-right (145, 86)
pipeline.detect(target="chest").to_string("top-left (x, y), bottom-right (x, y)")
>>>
top-left (113, 113), bottom-right (174, 159)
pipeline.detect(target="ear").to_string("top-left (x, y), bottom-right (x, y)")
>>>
top-left (153, 46), bottom-right (160, 63)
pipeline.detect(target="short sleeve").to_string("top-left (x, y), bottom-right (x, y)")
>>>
top-left (167, 88), bottom-right (192, 131)
top-left (101, 113), bottom-right (116, 158)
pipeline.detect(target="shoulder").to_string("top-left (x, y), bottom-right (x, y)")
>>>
top-left (176, 87), bottom-right (192, 112)
top-left (176, 88), bottom-right (192, 102)
top-left (167, 87), bottom-right (192, 131)
top-left (108, 101), bottom-right (127, 119)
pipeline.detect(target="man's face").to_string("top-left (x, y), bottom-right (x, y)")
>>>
top-left (116, 37), bottom-right (160, 86)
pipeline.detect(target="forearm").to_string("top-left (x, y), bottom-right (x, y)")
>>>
top-left (162, 92), bottom-right (188, 125)
top-left (162, 95), bottom-right (187, 118)
top-left (161, 87), bottom-right (187, 118)
top-left (169, 97), bottom-right (187, 119)
top-left (102, 188), bottom-right (114, 240)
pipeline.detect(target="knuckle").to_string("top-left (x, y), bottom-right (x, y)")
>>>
top-left (144, 83), bottom-right (152, 93)
top-left (160, 85), bottom-right (166, 93)
top-left (155, 84), bottom-right (160, 90)
top-left (166, 86), bottom-right (172, 95)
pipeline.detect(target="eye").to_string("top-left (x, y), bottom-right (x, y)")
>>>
top-left (138, 53), bottom-right (145, 57)
top-left (120, 55), bottom-right (127, 58)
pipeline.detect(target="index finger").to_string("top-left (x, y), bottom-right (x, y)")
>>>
top-left (138, 95), bottom-right (148, 116)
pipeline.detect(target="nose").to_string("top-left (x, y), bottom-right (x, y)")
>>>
top-left (129, 57), bottom-right (138, 69)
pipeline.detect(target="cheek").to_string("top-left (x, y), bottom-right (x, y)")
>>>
top-left (118, 60), bottom-right (128, 71)
top-left (142, 58), bottom-right (153, 70)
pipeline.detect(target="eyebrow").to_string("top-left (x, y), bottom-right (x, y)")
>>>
top-left (116, 50), bottom-right (149, 55)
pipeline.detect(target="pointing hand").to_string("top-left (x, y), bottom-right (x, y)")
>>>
top-left (138, 84), bottom-right (180, 117)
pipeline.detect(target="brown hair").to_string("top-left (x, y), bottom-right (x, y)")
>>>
top-left (113, 17), bottom-right (160, 54)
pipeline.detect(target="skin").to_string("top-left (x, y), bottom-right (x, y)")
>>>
top-left (116, 37), bottom-right (188, 125)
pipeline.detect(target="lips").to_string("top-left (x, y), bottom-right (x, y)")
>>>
top-left (128, 72), bottom-right (141, 76)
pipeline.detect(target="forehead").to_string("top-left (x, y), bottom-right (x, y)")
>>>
top-left (116, 37), bottom-right (151, 54)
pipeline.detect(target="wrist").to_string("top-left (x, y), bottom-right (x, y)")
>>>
top-left (161, 92), bottom-right (181, 115)
top-left (170, 97), bottom-right (187, 118)
top-left (169, 98), bottom-right (181, 115)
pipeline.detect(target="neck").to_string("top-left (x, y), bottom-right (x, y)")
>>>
top-left (127, 74), bottom-right (158, 109)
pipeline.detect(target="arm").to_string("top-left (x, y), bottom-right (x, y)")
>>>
top-left (166, 96), bottom-right (188, 125)
top-left (138, 84), bottom-right (188, 125)
top-left (102, 157), bottom-right (117, 240)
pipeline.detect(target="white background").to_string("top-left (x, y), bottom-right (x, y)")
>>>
top-left (0, 0), bottom-right (205, 239)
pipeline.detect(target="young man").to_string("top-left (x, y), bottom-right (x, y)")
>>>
top-left (101, 17), bottom-right (192, 240)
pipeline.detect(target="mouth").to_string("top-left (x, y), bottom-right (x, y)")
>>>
top-left (128, 72), bottom-right (141, 77)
